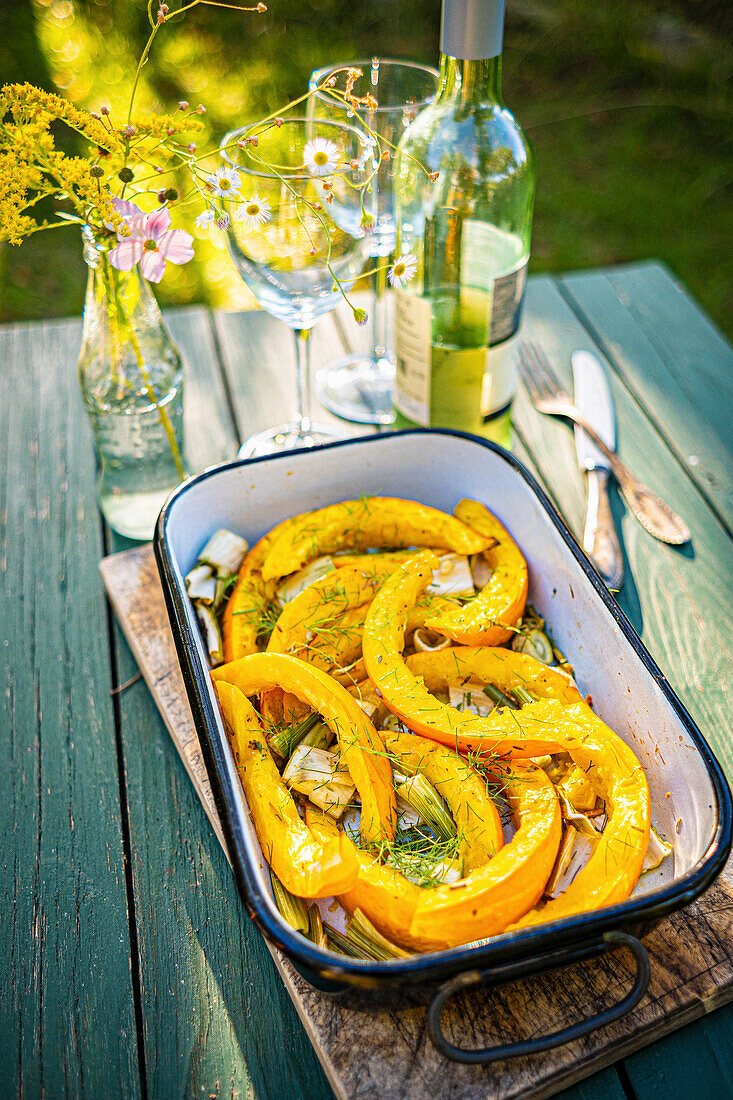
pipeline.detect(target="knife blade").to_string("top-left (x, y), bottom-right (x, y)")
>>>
top-left (571, 350), bottom-right (624, 590)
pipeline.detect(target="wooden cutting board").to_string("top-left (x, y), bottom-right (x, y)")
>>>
top-left (100, 543), bottom-right (733, 1100)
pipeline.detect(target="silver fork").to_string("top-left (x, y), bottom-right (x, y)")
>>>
top-left (517, 342), bottom-right (690, 545)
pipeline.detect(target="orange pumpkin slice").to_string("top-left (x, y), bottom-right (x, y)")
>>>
top-left (212, 653), bottom-right (396, 845)
top-left (214, 681), bottom-right (358, 898)
top-left (426, 498), bottom-right (528, 645)
top-left (261, 497), bottom-right (495, 583)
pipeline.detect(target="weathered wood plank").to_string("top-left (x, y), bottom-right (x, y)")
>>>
top-left (514, 277), bottom-right (733, 779)
top-left (558, 262), bottom-right (733, 533)
top-left (622, 1001), bottom-right (733, 1100)
top-left (109, 307), bottom-right (334, 1099)
top-left (555, 1070), bottom-right (630, 1100)
top-left (0, 319), bottom-right (140, 1096)
top-left (166, 306), bottom-right (241, 470)
top-left (212, 308), bottom-right (370, 444)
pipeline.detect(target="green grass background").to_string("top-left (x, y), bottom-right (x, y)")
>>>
top-left (1, 0), bottom-right (731, 336)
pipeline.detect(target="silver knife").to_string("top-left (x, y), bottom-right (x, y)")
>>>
top-left (572, 350), bottom-right (624, 590)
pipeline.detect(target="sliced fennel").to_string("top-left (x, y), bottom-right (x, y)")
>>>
top-left (198, 529), bottom-right (249, 576)
top-left (428, 553), bottom-right (475, 599)
top-left (282, 744), bottom-right (355, 818)
top-left (276, 556), bottom-right (336, 605)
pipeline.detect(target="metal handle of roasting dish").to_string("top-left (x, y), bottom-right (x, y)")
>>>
top-left (427, 930), bottom-right (651, 1064)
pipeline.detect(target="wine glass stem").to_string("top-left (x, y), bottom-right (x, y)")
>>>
top-left (372, 259), bottom-right (388, 360)
top-left (293, 327), bottom-right (312, 437)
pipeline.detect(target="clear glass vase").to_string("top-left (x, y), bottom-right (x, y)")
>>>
top-left (77, 229), bottom-right (186, 540)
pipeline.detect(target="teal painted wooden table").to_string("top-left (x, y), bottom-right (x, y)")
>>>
top-left (2, 261), bottom-right (733, 1099)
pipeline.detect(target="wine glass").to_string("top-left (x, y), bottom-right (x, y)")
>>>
top-left (308, 59), bottom-right (440, 425)
top-left (220, 117), bottom-right (371, 458)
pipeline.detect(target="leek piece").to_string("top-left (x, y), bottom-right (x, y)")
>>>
top-left (346, 909), bottom-right (412, 960)
top-left (324, 923), bottom-right (366, 958)
top-left (194, 603), bottom-right (223, 665)
top-left (282, 745), bottom-right (356, 818)
top-left (276, 556), bottom-right (336, 605)
top-left (306, 905), bottom-right (327, 948)
top-left (427, 553), bottom-right (476, 599)
top-left (482, 683), bottom-right (519, 710)
top-left (185, 564), bottom-right (217, 603)
top-left (412, 627), bottom-right (451, 652)
top-left (268, 712), bottom-right (320, 760)
top-left (396, 775), bottom-right (456, 842)
top-left (470, 553), bottom-right (493, 588)
top-left (545, 825), bottom-right (597, 899)
top-left (513, 684), bottom-right (535, 707)
top-left (448, 686), bottom-right (495, 717)
top-left (544, 824), bottom-right (577, 897)
top-left (301, 721), bottom-right (333, 751)
top-left (199, 529), bottom-right (249, 575)
top-left (557, 792), bottom-right (602, 839)
top-left (511, 627), bottom-right (554, 665)
top-left (270, 870), bottom-right (309, 933)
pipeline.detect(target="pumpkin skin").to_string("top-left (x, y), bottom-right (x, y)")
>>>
top-left (212, 652), bottom-right (396, 846)
top-left (214, 681), bottom-right (358, 898)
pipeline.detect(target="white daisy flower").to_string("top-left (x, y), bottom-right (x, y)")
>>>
top-left (207, 166), bottom-right (242, 198)
top-left (237, 194), bottom-right (272, 229)
top-left (388, 254), bottom-right (418, 288)
top-left (303, 137), bottom-right (340, 177)
top-left (195, 208), bottom-right (216, 229)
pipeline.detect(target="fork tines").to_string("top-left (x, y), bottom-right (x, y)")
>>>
top-left (516, 341), bottom-right (571, 403)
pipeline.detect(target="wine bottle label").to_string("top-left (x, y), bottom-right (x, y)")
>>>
top-left (394, 288), bottom-right (511, 425)
top-left (481, 337), bottom-right (518, 416)
top-left (394, 290), bottom-right (433, 425)
top-left (460, 219), bottom-right (528, 344)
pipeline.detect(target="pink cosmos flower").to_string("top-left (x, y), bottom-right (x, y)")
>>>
top-left (108, 203), bottom-right (194, 283)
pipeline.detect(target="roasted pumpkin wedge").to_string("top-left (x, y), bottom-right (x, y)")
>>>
top-left (262, 562), bottom-right (400, 724)
top-left (505, 699), bottom-right (651, 927)
top-left (426, 498), bottom-right (528, 645)
top-left (310, 760), bottom-right (561, 951)
top-left (260, 497), bottom-right (495, 583)
top-left (214, 681), bottom-right (358, 898)
top-left (409, 764), bottom-right (561, 946)
top-left (212, 653), bottom-right (396, 845)
top-left (362, 553), bottom-right (581, 756)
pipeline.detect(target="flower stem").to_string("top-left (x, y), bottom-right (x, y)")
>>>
top-left (118, 292), bottom-right (186, 482)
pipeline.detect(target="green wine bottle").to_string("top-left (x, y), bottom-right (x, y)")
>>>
top-left (393, 0), bottom-right (535, 444)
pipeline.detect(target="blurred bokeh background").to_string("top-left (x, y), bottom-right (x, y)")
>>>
top-left (1, 0), bottom-right (731, 335)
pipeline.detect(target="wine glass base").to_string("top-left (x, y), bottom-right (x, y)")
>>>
top-left (316, 353), bottom-right (396, 426)
top-left (237, 422), bottom-right (342, 459)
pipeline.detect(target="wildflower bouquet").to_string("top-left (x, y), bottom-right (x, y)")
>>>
top-left (1, 1), bottom-right (422, 536)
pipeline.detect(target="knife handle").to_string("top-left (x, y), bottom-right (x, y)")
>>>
top-left (583, 469), bottom-right (624, 591)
